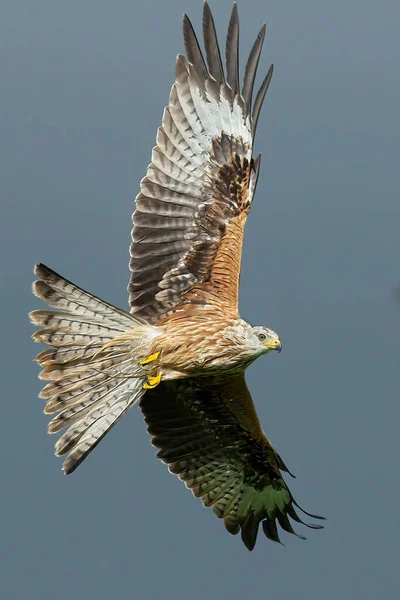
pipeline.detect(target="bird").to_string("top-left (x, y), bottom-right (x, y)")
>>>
top-left (29, 2), bottom-right (324, 550)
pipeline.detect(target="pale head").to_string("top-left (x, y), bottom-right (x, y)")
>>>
top-left (248, 325), bottom-right (282, 355)
top-left (222, 320), bottom-right (282, 364)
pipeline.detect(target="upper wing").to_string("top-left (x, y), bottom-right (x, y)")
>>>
top-left (129, 3), bottom-right (273, 324)
top-left (140, 374), bottom-right (324, 550)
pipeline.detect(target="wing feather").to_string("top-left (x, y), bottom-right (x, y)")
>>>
top-left (203, 2), bottom-right (225, 85)
top-left (129, 4), bottom-right (273, 324)
top-left (226, 3), bottom-right (240, 94)
top-left (183, 14), bottom-right (208, 86)
top-left (252, 63), bottom-right (274, 138)
top-left (242, 23), bottom-right (266, 113)
top-left (140, 375), bottom-right (324, 551)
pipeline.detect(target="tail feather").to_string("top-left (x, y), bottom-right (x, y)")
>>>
top-left (39, 370), bottom-right (108, 400)
top-left (30, 263), bottom-right (156, 474)
top-left (32, 263), bottom-right (140, 327)
top-left (36, 346), bottom-right (102, 369)
top-left (37, 353), bottom-right (128, 381)
top-left (43, 372), bottom-right (111, 414)
top-left (32, 328), bottom-right (113, 348)
top-left (47, 371), bottom-right (132, 432)
top-left (29, 310), bottom-right (128, 335)
top-left (56, 384), bottom-right (139, 474)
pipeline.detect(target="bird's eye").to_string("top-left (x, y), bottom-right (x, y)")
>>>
top-left (258, 333), bottom-right (266, 342)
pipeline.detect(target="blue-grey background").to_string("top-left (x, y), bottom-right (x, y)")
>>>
top-left (1, 0), bottom-right (399, 598)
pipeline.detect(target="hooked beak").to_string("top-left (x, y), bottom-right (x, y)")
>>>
top-left (265, 338), bottom-right (282, 353)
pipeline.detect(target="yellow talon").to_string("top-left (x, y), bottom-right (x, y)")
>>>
top-left (139, 351), bottom-right (160, 365)
top-left (143, 372), bottom-right (161, 389)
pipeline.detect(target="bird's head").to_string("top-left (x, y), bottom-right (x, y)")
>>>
top-left (248, 325), bottom-right (282, 355)
top-left (221, 321), bottom-right (282, 364)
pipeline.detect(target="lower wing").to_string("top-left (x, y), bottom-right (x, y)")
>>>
top-left (140, 374), bottom-right (324, 550)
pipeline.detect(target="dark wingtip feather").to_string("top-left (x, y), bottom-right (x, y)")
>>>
top-left (262, 518), bottom-right (284, 545)
top-left (241, 511), bottom-right (259, 551)
top-left (252, 63), bottom-right (274, 138)
top-left (274, 448), bottom-right (296, 478)
top-left (226, 3), bottom-right (239, 94)
top-left (277, 512), bottom-right (306, 540)
top-left (292, 498), bottom-right (326, 521)
top-left (202, 1), bottom-right (225, 84)
top-left (242, 23), bottom-right (266, 114)
top-left (183, 13), bottom-right (208, 81)
top-left (287, 502), bottom-right (325, 532)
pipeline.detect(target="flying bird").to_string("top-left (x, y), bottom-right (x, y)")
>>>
top-left (30, 2), bottom-right (324, 550)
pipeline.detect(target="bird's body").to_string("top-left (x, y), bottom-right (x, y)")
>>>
top-left (147, 316), bottom-right (279, 377)
top-left (30, 2), bottom-right (323, 550)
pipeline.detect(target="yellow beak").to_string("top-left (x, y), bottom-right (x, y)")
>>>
top-left (265, 339), bottom-right (282, 353)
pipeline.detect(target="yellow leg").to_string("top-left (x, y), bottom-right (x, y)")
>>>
top-left (139, 351), bottom-right (160, 366)
top-left (143, 372), bottom-right (161, 389)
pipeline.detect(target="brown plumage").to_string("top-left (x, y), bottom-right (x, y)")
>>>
top-left (30, 3), bottom-right (323, 550)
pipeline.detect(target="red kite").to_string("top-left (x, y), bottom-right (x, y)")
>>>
top-left (30, 3), bottom-right (323, 550)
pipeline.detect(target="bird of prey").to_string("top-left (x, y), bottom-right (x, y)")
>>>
top-left (30, 2), bottom-right (324, 550)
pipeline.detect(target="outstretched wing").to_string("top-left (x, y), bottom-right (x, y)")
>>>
top-left (129, 3), bottom-right (273, 324)
top-left (140, 375), bottom-right (324, 550)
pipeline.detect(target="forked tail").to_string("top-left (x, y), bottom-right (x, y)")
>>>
top-left (30, 263), bottom-right (157, 473)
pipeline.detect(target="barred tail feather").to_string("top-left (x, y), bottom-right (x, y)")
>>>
top-left (30, 263), bottom-right (152, 474)
top-left (56, 378), bottom-right (143, 474)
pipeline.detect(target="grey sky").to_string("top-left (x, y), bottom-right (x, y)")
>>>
top-left (1, 0), bottom-right (399, 598)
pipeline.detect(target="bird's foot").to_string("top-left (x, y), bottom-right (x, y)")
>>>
top-left (139, 351), bottom-right (160, 365)
top-left (143, 372), bottom-right (161, 389)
